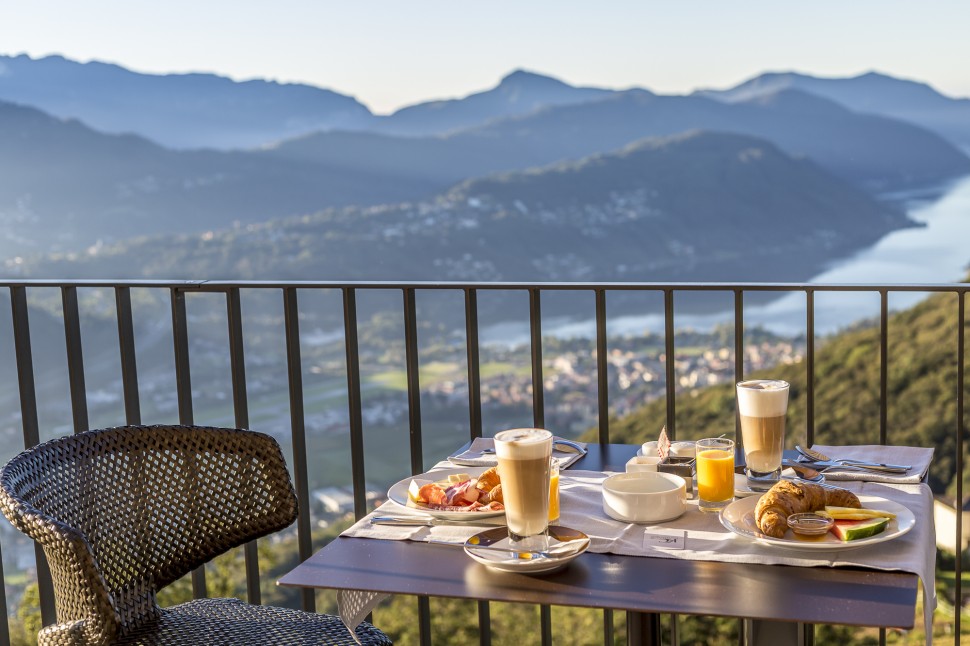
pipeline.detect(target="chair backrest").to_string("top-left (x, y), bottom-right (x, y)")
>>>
top-left (0, 425), bottom-right (298, 643)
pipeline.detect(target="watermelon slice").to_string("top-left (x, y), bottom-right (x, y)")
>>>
top-left (831, 517), bottom-right (890, 541)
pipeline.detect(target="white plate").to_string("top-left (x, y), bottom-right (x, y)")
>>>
top-left (719, 493), bottom-right (915, 550)
top-left (464, 526), bottom-right (590, 574)
top-left (387, 467), bottom-right (505, 520)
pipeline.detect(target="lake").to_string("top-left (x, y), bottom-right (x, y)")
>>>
top-left (483, 174), bottom-right (970, 343)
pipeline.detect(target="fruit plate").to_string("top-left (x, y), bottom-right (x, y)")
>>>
top-left (719, 494), bottom-right (915, 551)
top-left (387, 467), bottom-right (506, 521)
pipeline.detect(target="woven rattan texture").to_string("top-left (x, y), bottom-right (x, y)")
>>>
top-left (0, 425), bottom-right (391, 646)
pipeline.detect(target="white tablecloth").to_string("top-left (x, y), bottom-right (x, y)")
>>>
top-left (338, 462), bottom-right (936, 645)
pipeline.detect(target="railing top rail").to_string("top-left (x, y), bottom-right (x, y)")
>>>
top-left (0, 279), bottom-right (968, 292)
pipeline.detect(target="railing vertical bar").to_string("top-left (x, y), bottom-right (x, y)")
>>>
top-left (9, 286), bottom-right (56, 627)
top-left (806, 289), bottom-right (815, 447)
top-left (596, 289), bottom-right (610, 444)
top-left (403, 288), bottom-right (424, 475)
top-left (343, 288), bottom-right (368, 519)
top-left (540, 605), bottom-right (552, 646)
top-left (114, 287), bottom-right (141, 424)
top-left (464, 288), bottom-right (491, 645)
top-left (596, 289), bottom-right (614, 646)
top-left (801, 289), bottom-right (816, 646)
top-left (877, 292), bottom-right (886, 646)
top-left (477, 600), bottom-right (491, 646)
top-left (530, 288), bottom-right (545, 428)
top-left (225, 288), bottom-right (261, 606)
top-left (282, 288), bottom-right (315, 613)
top-left (61, 286), bottom-right (89, 433)
top-left (880, 290), bottom-right (889, 447)
top-left (170, 287), bottom-right (207, 599)
top-left (0, 541), bottom-right (8, 646)
top-left (171, 288), bottom-right (194, 426)
top-left (734, 289), bottom-right (743, 439)
top-left (664, 289), bottom-right (676, 439)
top-left (465, 289), bottom-right (483, 440)
top-left (733, 289), bottom-right (744, 646)
top-left (528, 288), bottom-right (552, 646)
top-left (955, 291), bottom-right (965, 644)
top-left (417, 597), bottom-right (432, 646)
top-left (405, 289), bottom-right (432, 646)
top-left (602, 609), bottom-right (614, 646)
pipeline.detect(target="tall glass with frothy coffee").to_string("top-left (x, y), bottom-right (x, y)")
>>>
top-left (493, 428), bottom-right (553, 550)
top-left (737, 380), bottom-right (790, 491)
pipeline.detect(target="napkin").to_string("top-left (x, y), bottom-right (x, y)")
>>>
top-left (448, 436), bottom-right (588, 469)
top-left (809, 444), bottom-right (934, 484)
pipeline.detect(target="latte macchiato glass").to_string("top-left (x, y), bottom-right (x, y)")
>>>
top-left (494, 428), bottom-right (553, 550)
top-left (737, 379), bottom-right (790, 491)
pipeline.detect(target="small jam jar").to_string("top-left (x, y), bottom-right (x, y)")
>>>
top-left (787, 513), bottom-right (835, 536)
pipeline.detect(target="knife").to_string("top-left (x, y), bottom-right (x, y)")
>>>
top-left (370, 515), bottom-right (504, 527)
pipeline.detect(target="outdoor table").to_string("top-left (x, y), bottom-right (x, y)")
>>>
top-left (278, 444), bottom-right (922, 645)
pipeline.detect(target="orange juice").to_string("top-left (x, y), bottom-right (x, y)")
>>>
top-left (696, 447), bottom-right (734, 507)
top-left (548, 464), bottom-right (560, 522)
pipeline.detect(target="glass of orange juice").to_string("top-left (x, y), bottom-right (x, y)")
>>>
top-left (695, 437), bottom-right (735, 512)
top-left (548, 457), bottom-right (560, 524)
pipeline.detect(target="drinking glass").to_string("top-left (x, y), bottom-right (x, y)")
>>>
top-left (494, 428), bottom-right (553, 550)
top-left (736, 379), bottom-right (790, 491)
top-left (696, 437), bottom-right (735, 512)
top-left (548, 457), bottom-right (560, 524)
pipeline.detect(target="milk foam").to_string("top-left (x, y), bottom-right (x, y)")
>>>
top-left (736, 380), bottom-right (789, 417)
top-left (494, 428), bottom-right (552, 459)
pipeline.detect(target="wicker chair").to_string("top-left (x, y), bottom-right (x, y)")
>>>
top-left (0, 424), bottom-right (392, 646)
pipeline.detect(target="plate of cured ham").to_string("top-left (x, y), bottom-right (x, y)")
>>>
top-left (387, 466), bottom-right (506, 520)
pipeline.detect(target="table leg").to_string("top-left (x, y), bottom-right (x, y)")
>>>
top-left (626, 611), bottom-right (661, 646)
top-left (744, 619), bottom-right (798, 646)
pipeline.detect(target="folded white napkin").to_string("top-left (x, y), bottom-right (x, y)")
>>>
top-left (810, 444), bottom-right (934, 484)
top-left (449, 436), bottom-right (588, 469)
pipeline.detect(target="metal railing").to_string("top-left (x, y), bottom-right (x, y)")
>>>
top-left (0, 279), bottom-right (966, 646)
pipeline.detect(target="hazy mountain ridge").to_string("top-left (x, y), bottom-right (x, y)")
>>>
top-left (13, 131), bottom-right (912, 289)
top-left (372, 69), bottom-right (614, 136)
top-left (700, 70), bottom-right (970, 149)
top-left (0, 53), bottom-right (374, 149)
top-left (270, 87), bottom-right (970, 192)
top-left (0, 99), bottom-right (439, 259)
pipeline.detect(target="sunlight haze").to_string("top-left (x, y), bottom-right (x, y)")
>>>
top-left (1, 1), bottom-right (968, 113)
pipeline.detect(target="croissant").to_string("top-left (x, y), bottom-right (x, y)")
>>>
top-left (754, 481), bottom-right (861, 538)
top-left (481, 484), bottom-right (503, 504)
top-left (476, 466), bottom-right (501, 493)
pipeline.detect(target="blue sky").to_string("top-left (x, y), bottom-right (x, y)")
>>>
top-left (1, 1), bottom-right (967, 114)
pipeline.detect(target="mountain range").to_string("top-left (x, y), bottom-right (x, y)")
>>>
top-left (1, 53), bottom-right (969, 293)
top-left (699, 71), bottom-right (970, 150)
top-left (0, 99), bottom-right (438, 259)
top-left (15, 130), bottom-right (912, 288)
top-left (267, 87), bottom-right (968, 192)
top-left (0, 54), bottom-right (371, 149)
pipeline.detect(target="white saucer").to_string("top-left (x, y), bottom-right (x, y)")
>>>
top-left (464, 526), bottom-right (589, 574)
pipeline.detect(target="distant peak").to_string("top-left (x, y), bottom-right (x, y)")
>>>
top-left (499, 69), bottom-right (566, 87)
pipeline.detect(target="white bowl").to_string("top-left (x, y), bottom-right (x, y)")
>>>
top-left (602, 472), bottom-right (687, 523)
